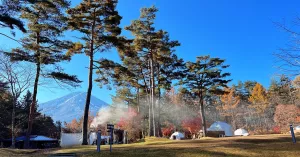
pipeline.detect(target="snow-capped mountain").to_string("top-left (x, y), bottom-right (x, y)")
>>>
top-left (39, 92), bottom-right (109, 123)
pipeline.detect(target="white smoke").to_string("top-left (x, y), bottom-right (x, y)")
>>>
top-left (90, 104), bottom-right (129, 128)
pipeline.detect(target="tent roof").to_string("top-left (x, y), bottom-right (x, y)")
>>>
top-left (208, 121), bottom-right (233, 136)
top-left (5, 135), bottom-right (57, 142)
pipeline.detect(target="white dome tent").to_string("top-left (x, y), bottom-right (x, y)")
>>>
top-left (170, 132), bottom-right (185, 140)
top-left (207, 121), bottom-right (233, 136)
top-left (60, 133), bottom-right (83, 147)
top-left (234, 128), bottom-right (249, 136)
top-left (295, 126), bottom-right (300, 131)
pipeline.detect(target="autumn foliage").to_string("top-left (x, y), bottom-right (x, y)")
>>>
top-left (162, 122), bottom-right (175, 137)
top-left (63, 112), bottom-right (94, 133)
top-left (274, 104), bottom-right (300, 132)
top-left (249, 83), bottom-right (269, 114)
top-left (116, 108), bottom-right (142, 141)
top-left (181, 116), bottom-right (202, 134)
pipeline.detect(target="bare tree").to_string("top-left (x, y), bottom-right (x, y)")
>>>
top-left (274, 18), bottom-right (300, 76)
top-left (0, 53), bottom-right (33, 148)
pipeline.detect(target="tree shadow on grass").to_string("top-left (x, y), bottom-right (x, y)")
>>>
top-left (218, 136), bottom-right (300, 156)
top-left (84, 147), bottom-right (245, 157)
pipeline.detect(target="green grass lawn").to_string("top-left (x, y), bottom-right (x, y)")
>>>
top-left (1, 134), bottom-right (299, 157)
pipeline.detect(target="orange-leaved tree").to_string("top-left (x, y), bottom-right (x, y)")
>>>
top-left (64, 112), bottom-right (94, 133)
top-left (218, 87), bottom-right (240, 130)
top-left (249, 83), bottom-right (269, 114)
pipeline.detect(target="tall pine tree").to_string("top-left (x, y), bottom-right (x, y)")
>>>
top-left (7, 0), bottom-right (81, 148)
top-left (0, 0), bottom-right (30, 33)
top-left (181, 56), bottom-right (231, 137)
top-left (96, 6), bottom-right (183, 137)
top-left (67, 0), bottom-right (122, 145)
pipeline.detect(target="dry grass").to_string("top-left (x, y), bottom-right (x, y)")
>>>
top-left (1, 134), bottom-right (299, 157)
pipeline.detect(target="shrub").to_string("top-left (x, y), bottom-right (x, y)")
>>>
top-left (162, 122), bottom-right (175, 137)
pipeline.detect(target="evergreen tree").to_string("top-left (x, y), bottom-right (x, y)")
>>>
top-left (67, 0), bottom-right (122, 145)
top-left (124, 6), bottom-right (183, 136)
top-left (234, 80), bottom-right (257, 101)
top-left (7, 1), bottom-right (81, 148)
top-left (15, 91), bottom-right (35, 132)
top-left (0, 83), bottom-right (12, 139)
top-left (112, 88), bottom-right (137, 110)
top-left (0, 0), bottom-right (28, 33)
top-left (154, 32), bottom-right (182, 136)
top-left (124, 6), bottom-right (160, 136)
top-left (96, 5), bottom-right (183, 137)
top-left (181, 56), bottom-right (231, 136)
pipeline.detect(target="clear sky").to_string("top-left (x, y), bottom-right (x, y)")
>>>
top-left (1, 0), bottom-right (299, 104)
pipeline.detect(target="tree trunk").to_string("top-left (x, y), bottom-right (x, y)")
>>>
top-left (25, 32), bottom-right (40, 149)
top-left (157, 67), bottom-right (162, 137)
top-left (148, 90), bottom-right (152, 136)
top-left (199, 92), bottom-right (206, 137)
top-left (137, 88), bottom-right (140, 113)
top-left (82, 15), bottom-right (95, 145)
top-left (148, 59), bottom-right (153, 136)
top-left (82, 54), bottom-right (93, 145)
top-left (150, 55), bottom-right (156, 137)
top-left (232, 113), bottom-right (237, 131)
top-left (25, 62), bottom-right (40, 148)
top-left (11, 98), bottom-right (16, 148)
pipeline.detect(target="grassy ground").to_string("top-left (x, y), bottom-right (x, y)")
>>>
top-left (0, 134), bottom-right (299, 157)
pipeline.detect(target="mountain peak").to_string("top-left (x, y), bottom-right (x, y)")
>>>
top-left (39, 92), bottom-right (108, 123)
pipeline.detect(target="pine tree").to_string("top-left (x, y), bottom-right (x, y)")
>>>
top-left (0, 0), bottom-right (29, 33)
top-left (234, 81), bottom-right (257, 100)
top-left (154, 32), bottom-right (182, 137)
top-left (96, 6), bottom-right (183, 137)
top-left (67, 0), bottom-right (122, 145)
top-left (124, 6), bottom-right (160, 136)
top-left (6, 1), bottom-right (81, 148)
top-left (181, 56), bottom-right (231, 137)
top-left (0, 82), bottom-right (11, 139)
top-left (125, 6), bottom-right (181, 136)
top-left (112, 88), bottom-right (137, 110)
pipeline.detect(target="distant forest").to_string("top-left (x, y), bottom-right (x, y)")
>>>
top-left (0, 0), bottom-right (299, 148)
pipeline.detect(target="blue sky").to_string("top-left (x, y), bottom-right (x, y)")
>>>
top-left (1, 0), bottom-right (299, 104)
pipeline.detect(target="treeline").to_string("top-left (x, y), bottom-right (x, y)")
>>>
top-left (0, 0), bottom-right (300, 146)
top-left (0, 89), bottom-right (61, 140)
top-left (107, 77), bottom-right (300, 141)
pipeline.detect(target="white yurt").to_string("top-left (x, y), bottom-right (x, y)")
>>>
top-left (60, 133), bottom-right (83, 147)
top-left (170, 132), bottom-right (185, 140)
top-left (61, 132), bottom-right (110, 147)
top-left (295, 126), bottom-right (300, 131)
top-left (207, 121), bottom-right (233, 136)
top-left (234, 128), bottom-right (249, 136)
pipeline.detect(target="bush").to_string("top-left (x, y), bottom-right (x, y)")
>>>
top-left (116, 108), bottom-right (142, 142)
top-left (272, 126), bottom-right (281, 134)
top-left (162, 122), bottom-right (175, 137)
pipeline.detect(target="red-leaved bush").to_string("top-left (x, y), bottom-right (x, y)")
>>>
top-left (116, 108), bottom-right (141, 141)
top-left (272, 126), bottom-right (281, 134)
top-left (181, 116), bottom-right (202, 134)
top-left (162, 122), bottom-right (175, 137)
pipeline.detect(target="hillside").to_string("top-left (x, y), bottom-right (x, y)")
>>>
top-left (39, 92), bottom-right (109, 123)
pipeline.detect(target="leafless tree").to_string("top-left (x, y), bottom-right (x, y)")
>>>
top-left (274, 18), bottom-right (300, 76)
top-left (0, 53), bottom-right (34, 148)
